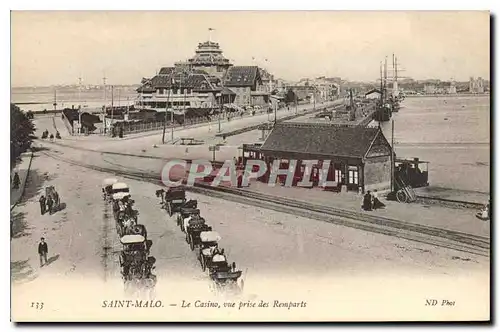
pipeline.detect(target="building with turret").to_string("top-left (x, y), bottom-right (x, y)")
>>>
top-left (136, 39), bottom-right (271, 111)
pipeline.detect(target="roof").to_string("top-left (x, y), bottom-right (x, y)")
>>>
top-left (159, 67), bottom-right (175, 75)
top-left (120, 234), bottom-right (145, 244)
top-left (149, 73), bottom-right (217, 91)
top-left (365, 89), bottom-right (382, 95)
top-left (224, 66), bottom-right (261, 87)
top-left (112, 182), bottom-right (129, 190)
top-left (200, 231), bottom-right (221, 242)
top-left (260, 122), bottom-right (384, 159)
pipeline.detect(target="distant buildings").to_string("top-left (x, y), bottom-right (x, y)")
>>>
top-left (469, 77), bottom-right (485, 94)
top-left (424, 84), bottom-right (437, 94)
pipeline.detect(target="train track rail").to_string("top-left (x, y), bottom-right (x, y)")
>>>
top-left (40, 149), bottom-right (490, 258)
top-left (38, 139), bottom-right (485, 210)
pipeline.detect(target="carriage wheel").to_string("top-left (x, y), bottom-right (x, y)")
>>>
top-left (189, 234), bottom-right (195, 251)
top-left (396, 190), bottom-right (408, 203)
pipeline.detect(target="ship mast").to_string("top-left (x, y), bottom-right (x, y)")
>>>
top-left (384, 56), bottom-right (388, 103)
top-left (379, 61), bottom-right (383, 105)
top-left (392, 54), bottom-right (399, 98)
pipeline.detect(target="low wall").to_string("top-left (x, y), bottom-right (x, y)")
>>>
top-left (61, 112), bottom-right (74, 135)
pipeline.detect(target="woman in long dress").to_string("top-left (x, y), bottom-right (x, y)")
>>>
top-left (372, 190), bottom-right (386, 209)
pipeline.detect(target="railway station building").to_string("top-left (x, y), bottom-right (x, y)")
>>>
top-left (248, 122), bottom-right (394, 193)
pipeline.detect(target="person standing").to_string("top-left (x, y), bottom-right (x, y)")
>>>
top-left (47, 196), bottom-right (53, 215)
top-left (362, 191), bottom-right (373, 211)
top-left (38, 238), bottom-right (48, 267)
top-left (372, 190), bottom-right (386, 210)
top-left (12, 172), bottom-right (20, 189)
top-left (39, 195), bottom-right (46, 215)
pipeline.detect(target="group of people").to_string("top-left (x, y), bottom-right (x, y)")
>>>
top-left (41, 129), bottom-right (61, 140)
top-left (362, 190), bottom-right (386, 211)
top-left (38, 194), bottom-right (55, 215)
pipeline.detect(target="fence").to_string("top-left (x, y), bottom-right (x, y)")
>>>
top-left (116, 112), bottom-right (242, 136)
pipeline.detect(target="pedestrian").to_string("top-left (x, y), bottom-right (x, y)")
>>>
top-left (362, 190), bottom-right (373, 211)
top-left (47, 196), bottom-right (53, 215)
top-left (372, 190), bottom-right (386, 209)
top-left (38, 237), bottom-right (48, 267)
top-left (12, 172), bottom-right (20, 189)
top-left (39, 195), bottom-right (46, 215)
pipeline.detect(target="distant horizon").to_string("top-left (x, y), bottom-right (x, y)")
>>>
top-left (10, 76), bottom-right (489, 90)
top-left (11, 11), bottom-right (489, 87)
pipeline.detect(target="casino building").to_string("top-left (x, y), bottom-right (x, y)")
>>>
top-left (136, 40), bottom-right (271, 113)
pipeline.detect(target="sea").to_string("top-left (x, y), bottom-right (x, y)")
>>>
top-left (379, 95), bottom-right (490, 194)
top-left (11, 86), bottom-right (137, 113)
top-left (11, 88), bottom-right (491, 193)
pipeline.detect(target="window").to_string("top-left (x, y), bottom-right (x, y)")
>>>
top-left (334, 169), bottom-right (342, 183)
top-left (173, 88), bottom-right (178, 95)
top-left (348, 169), bottom-right (359, 185)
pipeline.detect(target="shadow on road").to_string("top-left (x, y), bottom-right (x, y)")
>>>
top-left (10, 211), bottom-right (31, 239)
top-left (17, 167), bottom-right (57, 208)
top-left (45, 254), bottom-right (60, 266)
top-left (11, 259), bottom-right (37, 284)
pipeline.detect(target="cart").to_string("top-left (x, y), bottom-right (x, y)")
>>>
top-left (185, 217), bottom-right (212, 251)
top-left (163, 187), bottom-right (187, 216)
top-left (177, 208), bottom-right (201, 229)
top-left (45, 186), bottom-right (60, 214)
top-left (197, 231), bottom-right (221, 271)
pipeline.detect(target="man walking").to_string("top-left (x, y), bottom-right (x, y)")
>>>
top-left (39, 195), bottom-right (46, 215)
top-left (38, 237), bottom-right (48, 267)
top-left (12, 172), bottom-right (20, 189)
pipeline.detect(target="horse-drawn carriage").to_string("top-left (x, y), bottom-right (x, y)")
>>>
top-left (209, 261), bottom-right (244, 294)
top-left (156, 187), bottom-right (187, 216)
top-left (185, 216), bottom-right (212, 251)
top-left (119, 235), bottom-right (156, 296)
top-left (45, 186), bottom-right (60, 214)
top-left (102, 178), bottom-right (118, 201)
top-left (197, 231), bottom-right (221, 271)
top-left (177, 206), bottom-right (200, 230)
top-left (111, 182), bottom-right (130, 201)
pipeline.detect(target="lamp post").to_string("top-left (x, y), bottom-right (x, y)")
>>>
top-left (78, 77), bottom-right (82, 134)
top-left (162, 77), bottom-right (174, 144)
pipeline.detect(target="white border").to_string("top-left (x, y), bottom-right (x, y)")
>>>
top-left (3, 1), bottom-right (497, 331)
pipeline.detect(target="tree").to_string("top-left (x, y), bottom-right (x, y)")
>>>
top-left (11, 104), bottom-right (35, 169)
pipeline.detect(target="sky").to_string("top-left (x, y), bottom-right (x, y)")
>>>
top-left (11, 11), bottom-right (490, 87)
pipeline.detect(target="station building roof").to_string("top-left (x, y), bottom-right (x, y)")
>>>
top-left (260, 122), bottom-right (390, 159)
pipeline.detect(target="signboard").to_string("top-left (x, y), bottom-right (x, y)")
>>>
top-left (209, 145), bottom-right (220, 152)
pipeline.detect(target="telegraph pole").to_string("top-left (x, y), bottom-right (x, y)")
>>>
top-left (162, 77), bottom-right (173, 144)
top-left (102, 74), bottom-right (107, 134)
top-left (390, 119), bottom-right (395, 192)
top-left (78, 76), bottom-right (82, 134)
top-left (53, 89), bottom-right (57, 112)
top-left (111, 85), bottom-right (114, 128)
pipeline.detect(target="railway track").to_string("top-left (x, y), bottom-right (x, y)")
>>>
top-left (40, 149), bottom-right (490, 258)
top-left (39, 139), bottom-right (486, 210)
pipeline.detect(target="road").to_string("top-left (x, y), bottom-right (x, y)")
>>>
top-left (11, 142), bottom-right (490, 321)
